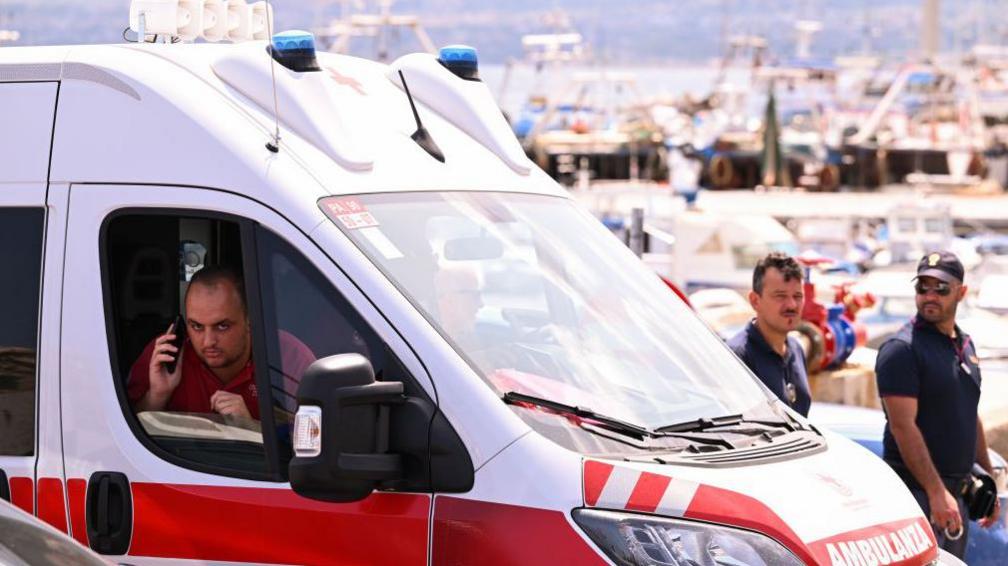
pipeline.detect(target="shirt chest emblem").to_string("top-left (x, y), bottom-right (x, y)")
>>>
top-left (785, 382), bottom-right (797, 404)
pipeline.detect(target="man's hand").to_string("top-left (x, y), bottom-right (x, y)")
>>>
top-left (882, 396), bottom-right (960, 532)
top-left (975, 418), bottom-right (1001, 528)
top-left (979, 497), bottom-right (1001, 528)
top-left (928, 488), bottom-right (962, 535)
top-left (210, 390), bottom-right (251, 419)
top-left (140, 325), bottom-right (184, 411)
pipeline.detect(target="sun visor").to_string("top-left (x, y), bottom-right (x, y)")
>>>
top-left (387, 53), bottom-right (532, 176)
top-left (213, 42), bottom-right (374, 171)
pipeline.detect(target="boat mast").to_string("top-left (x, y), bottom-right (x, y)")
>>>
top-left (922, 0), bottom-right (940, 61)
top-left (314, 0), bottom-right (436, 62)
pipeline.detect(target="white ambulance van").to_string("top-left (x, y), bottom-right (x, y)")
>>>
top-left (0, 5), bottom-right (962, 565)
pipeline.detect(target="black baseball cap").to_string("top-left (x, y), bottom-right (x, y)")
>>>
top-left (915, 250), bottom-right (964, 283)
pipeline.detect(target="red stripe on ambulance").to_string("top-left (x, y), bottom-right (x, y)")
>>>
top-left (37, 477), bottom-right (68, 533)
top-left (128, 483), bottom-right (429, 564)
top-left (583, 460), bottom-right (614, 506)
top-left (433, 496), bottom-right (607, 565)
top-left (66, 478), bottom-right (89, 547)
top-left (683, 483), bottom-right (815, 564)
top-left (625, 472), bottom-right (672, 513)
top-left (9, 476), bottom-right (33, 514)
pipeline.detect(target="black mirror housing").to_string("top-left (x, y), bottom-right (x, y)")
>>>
top-left (289, 353), bottom-right (405, 502)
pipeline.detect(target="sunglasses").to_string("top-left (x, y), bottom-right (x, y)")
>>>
top-left (914, 281), bottom-right (952, 296)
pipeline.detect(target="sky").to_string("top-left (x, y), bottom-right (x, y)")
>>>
top-left (4, 0), bottom-right (1007, 64)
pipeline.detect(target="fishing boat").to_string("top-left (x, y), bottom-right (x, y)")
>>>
top-left (839, 63), bottom-right (988, 189)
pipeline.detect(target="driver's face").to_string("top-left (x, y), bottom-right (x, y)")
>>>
top-left (184, 281), bottom-right (251, 371)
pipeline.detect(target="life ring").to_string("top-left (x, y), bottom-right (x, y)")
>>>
top-left (818, 163), bottom-right (840, 191)
top-left (570, 119), bottom-right (590, 135)
top-left (791, 321), bottom-right (825, 373)
top-left (709, 154), bottom-right (735, 188)
top-left (968, 152), bottom-right (987, 177)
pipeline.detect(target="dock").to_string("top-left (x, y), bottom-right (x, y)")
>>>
top-left (694, 187), bottom-right (1008, 231)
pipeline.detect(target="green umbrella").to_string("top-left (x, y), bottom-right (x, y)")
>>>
top-left (760, 83), bottom-right (792, 187)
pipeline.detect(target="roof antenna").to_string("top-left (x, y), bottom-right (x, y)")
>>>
top-left (264, 0), bottom-right (281, 153)
top-left (398, 70), bottom-right (444, 163)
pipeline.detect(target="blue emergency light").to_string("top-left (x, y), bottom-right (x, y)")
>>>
top-left (438, 45), bottom-right (480, 81)
top-left (271, 30), bottom-right (321, 72)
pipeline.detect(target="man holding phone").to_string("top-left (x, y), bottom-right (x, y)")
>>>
top-left (128, 266), bottom-right (259, 419)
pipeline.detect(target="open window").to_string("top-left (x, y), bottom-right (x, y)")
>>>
top-left (103, 210), bottom-right (436, 483)
top-left (103, 212), bottom-right (269, 477)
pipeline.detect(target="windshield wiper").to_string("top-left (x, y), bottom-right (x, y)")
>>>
top-left (655, 413), bottom-right (800, 435)
top-left (502, 391), bottom-right (650, 439)
top-left (502, 392), bottom-right (736, 449)
top-left (655, 414), bottom-right (743, 433)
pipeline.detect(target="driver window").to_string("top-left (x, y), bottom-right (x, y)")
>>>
top-left (105, 213), bottom-right (268, 476)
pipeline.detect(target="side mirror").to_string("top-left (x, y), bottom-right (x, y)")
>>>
top-left (288, 353), bottom-right (405, 502)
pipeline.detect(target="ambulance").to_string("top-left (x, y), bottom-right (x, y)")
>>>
top-left (0, 1), bottom-right (965, 564)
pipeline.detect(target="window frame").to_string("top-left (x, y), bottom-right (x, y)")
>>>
top-left (252, 223), bottom-right (440, 481)
top-left (0, 206), bottom-right (46, 458)
top-left (99, 208), bottom-right (283, 482)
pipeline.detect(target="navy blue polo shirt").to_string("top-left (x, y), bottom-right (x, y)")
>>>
top-left (727, 320), bottom-right (811, 416)
top-left (876, 318), bottom-right (982, 479)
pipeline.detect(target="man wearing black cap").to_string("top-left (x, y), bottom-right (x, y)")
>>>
top-left (875, 250), bottom-right (1000, 558)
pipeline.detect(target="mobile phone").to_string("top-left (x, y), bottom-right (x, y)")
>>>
top-left (164, 315), bottom-right (186, 373)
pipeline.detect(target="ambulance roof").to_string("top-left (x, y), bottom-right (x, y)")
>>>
top-left (0, 42), bottom-right (564, 203)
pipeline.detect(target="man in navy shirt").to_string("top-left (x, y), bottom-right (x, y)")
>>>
top-left (875, 250), bottom-right (1000, 558)
top-left (728, 252), bottom-right (811, 416)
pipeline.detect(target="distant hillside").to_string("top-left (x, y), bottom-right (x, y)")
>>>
top-left (5, 0), bottom-right (1004, 64)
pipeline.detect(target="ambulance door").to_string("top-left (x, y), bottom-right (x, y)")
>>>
top-left (0, 82), bottom-right (58, 523)
top-left (60, 184), bottom-right (433, 564)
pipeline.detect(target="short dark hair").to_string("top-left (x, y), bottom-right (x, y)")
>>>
top-left (752, 252), bottom-right (803, 294)
top-left (186, 265), bottom-right (247, 313)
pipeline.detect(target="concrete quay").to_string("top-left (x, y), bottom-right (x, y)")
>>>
top-left (810, 359), bottom-right (1008, 457)
top-left (695, 187), bottom-right (1008, 231)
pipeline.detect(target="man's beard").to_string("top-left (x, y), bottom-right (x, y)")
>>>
top-left (918, 302), bottom-right (955, 324)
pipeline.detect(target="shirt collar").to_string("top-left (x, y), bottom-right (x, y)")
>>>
top-left (746, 318), bottom-right (792, 360)
top-left (911, 316), bottom-right (966, 342)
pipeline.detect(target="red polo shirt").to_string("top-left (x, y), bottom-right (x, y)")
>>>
top-left (127, 339), bottom-right (260, 419)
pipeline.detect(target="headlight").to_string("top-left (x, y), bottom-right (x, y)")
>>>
top-left (572, 508), bottom-right (804, 566)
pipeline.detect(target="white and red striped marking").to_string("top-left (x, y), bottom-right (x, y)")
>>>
top-left (584, 460), bottom-right (697, 516)
top-left (581, 460), bottom-right (938, 566)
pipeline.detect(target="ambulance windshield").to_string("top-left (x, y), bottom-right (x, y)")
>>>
top-left (322, 192), bottom-right (778, 440)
